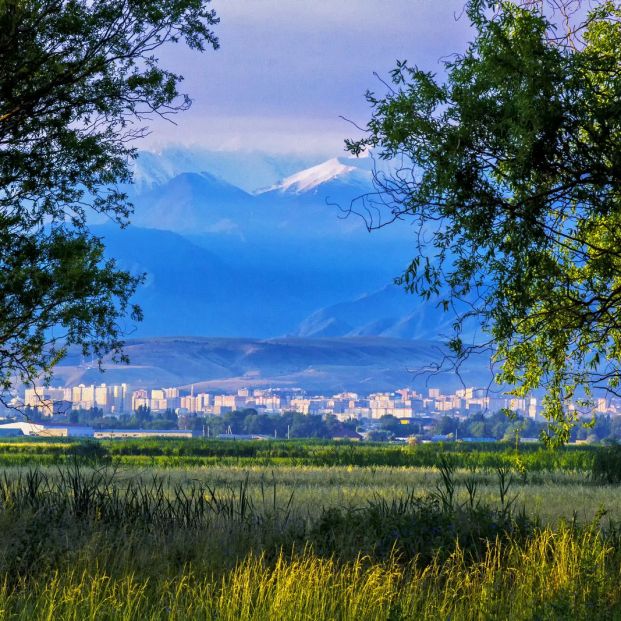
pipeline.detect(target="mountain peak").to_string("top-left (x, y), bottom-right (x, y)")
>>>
top-left (263, 156), bottom-right (372, 195)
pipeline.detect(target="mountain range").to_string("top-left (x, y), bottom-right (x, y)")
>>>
top-left (129, 147), bottom-right (323, 193)
top-left (74, 147), bottom-right (490, 389)
top-left (127, 153), bottom-right (391, 241)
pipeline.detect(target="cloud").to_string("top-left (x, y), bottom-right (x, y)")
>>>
top-left (144, 0), bottom-right (472, 153)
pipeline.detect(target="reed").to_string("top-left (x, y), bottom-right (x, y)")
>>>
top-left (0, 527), bottom-right (618, 620)
top-left (0, 457), bottom-right (616, 618)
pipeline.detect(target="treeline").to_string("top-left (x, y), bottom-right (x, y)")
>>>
top-left (28, 406), bottom-right (358, 439)
top-left (25, 405), bottom-right (179, 430)
top-left (191, 410), bottom-right (358, 439)
top-left (422, 412), bottom-right (621, 444)
top-left (364, 411), bottom-right (544, 442)
top-left (25, 405), bottom-right (621, 444)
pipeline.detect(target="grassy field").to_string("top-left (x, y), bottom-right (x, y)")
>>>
top-left (0, 437), bottom-right (600, 469)
top-left (0, 439), bottom-right (620, 618)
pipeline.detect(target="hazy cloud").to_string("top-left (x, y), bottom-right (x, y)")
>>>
top-left (144, 0), bottom-right (472, 153)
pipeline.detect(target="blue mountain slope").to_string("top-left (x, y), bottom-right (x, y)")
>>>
top-left (93, 225), bottom-right (409, 339)
top-left (295, 284), bottom-right (476, 342)
top-left (94, 225), bottom-right (241, 336)
top-left (129, 172), bottom-right (255, 234)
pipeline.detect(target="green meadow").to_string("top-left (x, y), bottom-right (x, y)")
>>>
top-left (0, 439), bottom-right (620, 619)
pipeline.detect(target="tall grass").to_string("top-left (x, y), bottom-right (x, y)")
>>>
top-left (0, 462), bottom-right (618, 618)
top-left (0, 528), bottom-right (618, 620)
top-left (0, 463), bottom-right (533, 572)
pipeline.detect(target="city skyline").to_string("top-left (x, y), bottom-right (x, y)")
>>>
top-left (15, 380), bottom-right (617, 423)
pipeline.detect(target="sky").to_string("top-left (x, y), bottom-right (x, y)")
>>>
top-left (144, 0), bottom-right (472, 155)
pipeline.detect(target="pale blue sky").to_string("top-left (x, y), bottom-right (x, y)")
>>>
top-left (146, 0), bottom-right (472, 154)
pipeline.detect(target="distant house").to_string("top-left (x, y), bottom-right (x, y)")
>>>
top-left (216, 434), bottom-right (268, 440)
top-left (0, 422), bottom-right (94, 437)
top-left (430, 434), bottom-right (453, 442)
top-left (330, 428), bottom-right (362, 441)
top-left (94, 429), bottom-right (193, 439)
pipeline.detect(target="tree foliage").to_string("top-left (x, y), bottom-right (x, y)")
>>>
top-left (0, 0), bottom-right (218, 398)
top-left (347, 0), bottom-right (621, 444)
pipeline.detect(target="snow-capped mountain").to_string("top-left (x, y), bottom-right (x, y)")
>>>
top-left (130, 147), bottom-right (324, 193)
top-left (126, 153), bottom-right (390, 239)
top-left (129, 151), bottom-right (181, 193)
top-left (94, 146), bottom-right (462, 344)
top-left (261, 156), bottom-right (373, 195)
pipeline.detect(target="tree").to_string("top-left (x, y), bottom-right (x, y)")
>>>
top-left (289, 413), bottom-right (329, 438)
top-left (244, 413), bottom-right (275, 436)
top-left (366, 429), bottom-right (393, 442)
top-left (0, 1), bottom-right (218, 401)
top-left (378, 414), bottom-right (407, 436)
top-left (347, 0), bottom-right (621, 445)
top-left (133, 405), bottom-right (152, 425)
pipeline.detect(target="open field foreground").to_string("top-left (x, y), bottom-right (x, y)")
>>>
top-left (0, 441), bottom-right (620, 618)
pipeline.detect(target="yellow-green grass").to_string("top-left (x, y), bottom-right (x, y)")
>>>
top-left (0, 463), bottom-right (619, 523)
top-left (155, 464), bottom-right (621, 524)
top-left (0, 456), bottom-right (619, 619)
top-left (0, 527), bottom-right (619, 620)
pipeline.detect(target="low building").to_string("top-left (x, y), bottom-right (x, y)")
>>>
top-left (0, 422), bottom-right (93, 437)
top-left (93, 429), bottom-right (193, 439)
top-left (215, 433), bottom-right (269, 440)
top-left (330, 428), bottom-right (362, 441)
